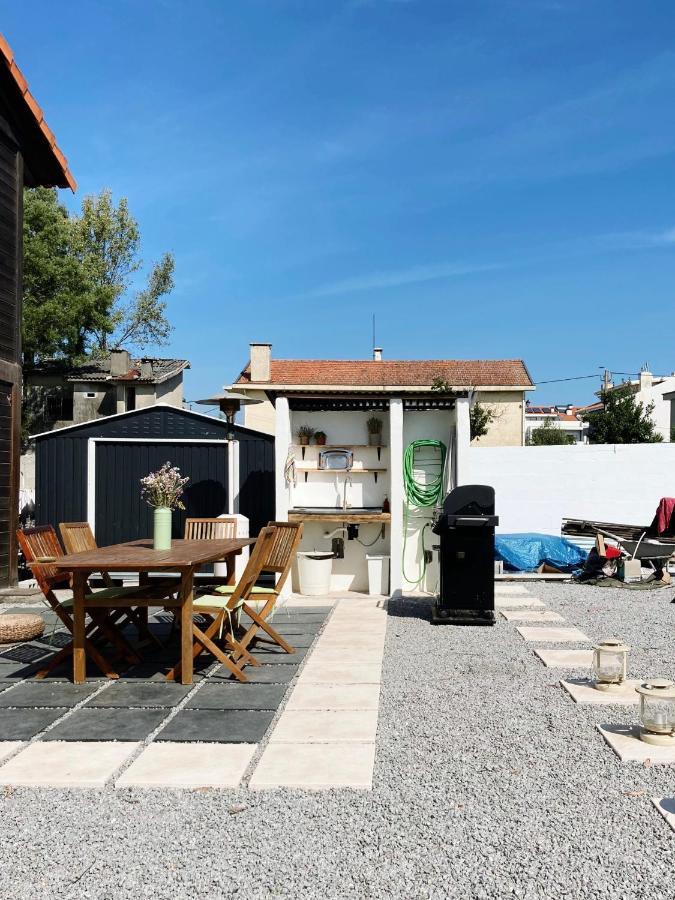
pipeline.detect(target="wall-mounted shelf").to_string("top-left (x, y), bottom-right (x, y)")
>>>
top-left (295, 443), bottom-right (387, 461)
top-left (295, 466), bottom-right (387, 483)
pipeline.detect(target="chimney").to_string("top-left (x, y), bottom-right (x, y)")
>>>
top-left (639, 365), bottom-right (653, 392)
top-left (110, 348), bottom-right (131, 377)
top-left (250, 343), bottom-right (272, 382)
top-left (373, 347), bottom-right (383, 362)
top-left (139, 359), bottom-right (153, 379)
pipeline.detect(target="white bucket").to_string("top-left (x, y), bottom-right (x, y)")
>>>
top-left (366, 555), bottom-right (390, 596)
top-left (297, 551), bottom-right (333, 596)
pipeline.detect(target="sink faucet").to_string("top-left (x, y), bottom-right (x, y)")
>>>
top-left (342, 473), bottom-right (353, 511)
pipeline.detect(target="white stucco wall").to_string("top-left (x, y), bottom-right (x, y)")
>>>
top-left (468, 443), bottom-right (675, 534)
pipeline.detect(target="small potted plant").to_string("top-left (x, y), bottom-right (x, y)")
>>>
top-left (296, 424), bottom-right (315, 446)
top-left (140, 461), bottom-right (189, 551)
top-left (367, 416), bottom-right (383, 446)
top-left (314, 430), bottom-right (327, 446)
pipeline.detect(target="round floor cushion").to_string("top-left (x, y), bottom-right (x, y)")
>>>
top-left (0, 613), bottom-right (45, 644)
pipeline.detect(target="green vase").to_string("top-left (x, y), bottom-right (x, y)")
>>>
top-left (153, 506), bottom-right (172, 550)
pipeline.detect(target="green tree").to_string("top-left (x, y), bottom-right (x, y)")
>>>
top-left (527, 418), bottom-right (575, 446)
top-left (584, 387), bottom-right (663, 444)
top-left (469, 401), bottom-right (495, 441)
top-left (22, 187), bottom-right (174, 365)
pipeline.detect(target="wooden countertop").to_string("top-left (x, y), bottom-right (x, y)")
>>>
top-left (288, 511), bottom-right (391, 524)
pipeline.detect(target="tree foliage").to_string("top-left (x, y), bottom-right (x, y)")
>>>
top-left (584, 387), bottom-right (663, 444)
top-left (527, 418), bottom-right (575, 446)
top-left (430, 378), bottom-right (496, 441)
top-left (22, 187), bottom-right (174, 365)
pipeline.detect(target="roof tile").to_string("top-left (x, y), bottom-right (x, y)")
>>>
top-left (236, 359), bottom-right (533, 388)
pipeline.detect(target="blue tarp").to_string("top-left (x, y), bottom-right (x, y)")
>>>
top-left (495, 533), bottom-right (587, 573)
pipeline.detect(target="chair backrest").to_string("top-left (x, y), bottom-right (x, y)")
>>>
top-left (184, 517), bottom-right (238, 541)
top-left (226, 526), bottom-right (278, 609)
top-left (16, 525), bottom-right (68, 589)
top-left (259, 521), bottom-right (303, 593)
top-left (58, 521), bottom-right (115, 588)
top-left (59, 521), bottom-right (97, 555)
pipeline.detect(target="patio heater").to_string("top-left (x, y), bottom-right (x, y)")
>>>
top-left (195, 390), bottom-right (261, 514)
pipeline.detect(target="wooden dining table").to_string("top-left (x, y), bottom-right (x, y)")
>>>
top-left (53, 537), bottom-right (254, 685)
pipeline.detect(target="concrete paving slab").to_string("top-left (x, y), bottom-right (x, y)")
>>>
top-left (501, 610), bottom-right (564, 623)
top-left (652, 797), bottom-right (675, 832)
top-left (87, 682), bottom-right (193, 708)
top-left (0, 682), bottom-right (99, 708)
top-left (157, 709), bottom-right (274, 743)
top-left (533, 648), bottom-right (594, 668)
top-left (0, 707), bottom-right (67, 740)
top-left (0, 740), bottom-right (139, 787)
top-left (209, 665), bottom-right (298, 684)
top-left (252, 647), bottom-right (308, 665)
top-left (44, 707), bottom-right (168, 742)
top-left (186, 683), bottom-right (286, 710)
top-left (299, 661), bottom-right (382, 684)
top-left (308, 647), bottom-right (384, 666)
top-left (494, 584), bottom-right (532, 594)
top-left (116, 742), bottom-right (257, 788)
top-left (269, 709), bottom-right (378, 743)
top-left (561, 678), bottom-right (641, 704)
top-left (597, 724), bottom-right (675, 763)
top-left (249, 741), bottom-right (375, 790)
top-left (285, 683), bottom-right (381, 711)
top-left (517, 626), bottom-right (590, 643)
top-left (494, 597), bottom-right (545, 609)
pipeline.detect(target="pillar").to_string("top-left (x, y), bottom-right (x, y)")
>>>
top-left (389, 397), bottom-right (404, 597)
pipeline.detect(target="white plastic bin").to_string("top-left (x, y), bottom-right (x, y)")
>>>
top-left (297, 551), bottom-right (333, 596)
top-left (366, 555), bottom-right (390, 596)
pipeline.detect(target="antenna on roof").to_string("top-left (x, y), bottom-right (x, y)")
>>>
top-left (372, 313), bottom-right (375, 352)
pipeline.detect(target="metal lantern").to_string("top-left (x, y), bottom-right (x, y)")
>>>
top-left (592, 639), bottom-right (630, 692)
top-left (195, 390), bottom-right (261, 440)
top-left (636, 679), bottom-right (675, 745)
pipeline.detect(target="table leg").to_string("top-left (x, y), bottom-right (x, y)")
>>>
top-left (226, 552), bottom-right (236, 586)
top-left (180, 568), bottom-right (195, 685)
top-left (73, 571), bottom-right (87, 683)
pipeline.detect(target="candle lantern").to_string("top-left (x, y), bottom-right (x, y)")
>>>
top-left (592, 639), bottom-right (629, 692)
top-left (636, 679), bottom-right (675, 745)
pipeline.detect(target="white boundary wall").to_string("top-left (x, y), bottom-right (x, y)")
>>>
top-left (468, 444), bottom-right (675, 534)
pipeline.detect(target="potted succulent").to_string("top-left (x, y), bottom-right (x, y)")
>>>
top-left (140, 461), bottom-right (189, 551)
top-left (296, 424), bottom-right (315, 446)
top-left (314, 430), bottom-right (327, 446)
top-left (367, 416), bottom-right (383, 446)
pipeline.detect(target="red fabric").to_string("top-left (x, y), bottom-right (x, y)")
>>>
top-left (604, 546), bottom-right (621, 559)
top-left (652, 498), bottom-right (675, 535)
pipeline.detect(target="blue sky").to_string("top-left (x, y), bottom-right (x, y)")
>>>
top-left (6, 0), bottom-right (675, 404)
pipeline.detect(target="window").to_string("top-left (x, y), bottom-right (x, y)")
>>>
top-left (85, 391), bottom-right (96, 399)
top-left (125, 386), bottom-right (136, 411)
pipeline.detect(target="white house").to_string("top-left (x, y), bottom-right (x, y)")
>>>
top-left (229, 343), bottom-right (533, 597)
top-left (524, 404), bottom-right (588, 444)
top-left (600, 368), bottom-right (675, 442)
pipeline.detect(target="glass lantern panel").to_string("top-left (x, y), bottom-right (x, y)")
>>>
top-left (640, 695), bottom-right (675, 733)
top-left (595, 650), bottom-right (624, 682)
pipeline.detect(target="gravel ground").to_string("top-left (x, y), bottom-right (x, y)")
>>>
top-left (0, 582), bottom-right (673, 900)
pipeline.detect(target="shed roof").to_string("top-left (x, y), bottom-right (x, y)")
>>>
top-left (28, 357), bottom-right (190, 385)
top-left (235, 359), bottom-right (533, 391)
top-left (0, 33), bottom-right (76, 190)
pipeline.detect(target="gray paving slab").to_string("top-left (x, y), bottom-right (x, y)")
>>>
top-left (119, 662), bottom-right (209, 682)
top-left (0, 644), bottom-right (50, 665)
top-left (256, 633), bottom-right (315, 648)
top-left (87, 682), bottom-right (193, 708)
top-left (187, 683), bottom-right (287, 710)
top-left (0, 682), bottom-right (99, 707)
top-left (209, 664), bottom-right (298, 684)
top-left (157, 708), bottom-right (275, 743)
top-left (44, 707), bottom-right (169, 742)
top-left (252, 647), bottom-right (308, 665)
top-left (0, 707), bottom-right (67, 740)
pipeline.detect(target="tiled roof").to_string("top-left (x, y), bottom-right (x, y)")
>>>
top-left (236, 359), bottom-right (533, 388)
top-left (28, 357), bottom-right (190, 385)
top-left (66, 358), bottom-right (190, 385)
top-left (0, 33), bottom-right (76, 191)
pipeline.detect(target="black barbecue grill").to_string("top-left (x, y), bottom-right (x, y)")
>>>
top-left (431, 484), bottom-right (499, 625)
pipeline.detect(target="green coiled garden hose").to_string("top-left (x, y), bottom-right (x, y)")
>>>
top-left (402, 439), bottom-right (447, 586)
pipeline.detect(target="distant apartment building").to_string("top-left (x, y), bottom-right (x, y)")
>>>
top-left (524, 403), bottom-right (588, 444)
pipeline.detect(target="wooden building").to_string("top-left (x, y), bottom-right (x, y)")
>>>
top-left (0, 35), bottom-right (76, 587)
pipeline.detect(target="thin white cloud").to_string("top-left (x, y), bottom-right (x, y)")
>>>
top-left (596, 228), bottom-right (675, 250)
top-left (307, 261), bottom-right (502, 298)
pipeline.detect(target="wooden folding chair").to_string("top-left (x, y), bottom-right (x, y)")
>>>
top-left (59, 522), bottom-right (168, 650)
top-left (16, 526), bottom-right (137, 679)
top-left (184, 517), bottom-right (238, 540)
top-left (166, 526), bottom-right (281, 683)
top-left (224, 522), bottom-right (303, 661)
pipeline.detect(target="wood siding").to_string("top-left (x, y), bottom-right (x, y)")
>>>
top-left (0, 131), bottom-right (21, 587)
